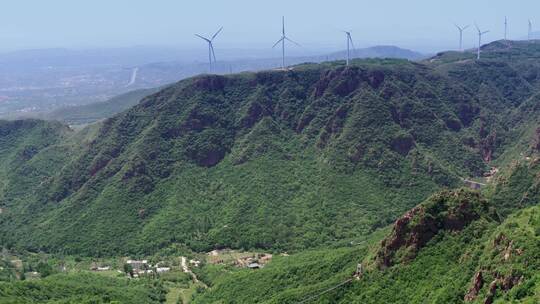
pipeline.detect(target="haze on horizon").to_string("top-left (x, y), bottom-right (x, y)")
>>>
top-left (1, 0), bottom-right (539, 54)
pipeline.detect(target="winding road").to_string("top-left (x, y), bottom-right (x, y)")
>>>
top-left (181, 256), bottom-right (199, 283)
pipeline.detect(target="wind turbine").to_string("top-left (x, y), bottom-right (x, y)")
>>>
top-left (454, 24), bottom-right (470, 51)
top-left (272, 16), bottom-right (300, 69)
top-left (475, 24), bottom-right (489, 60)
top-left (528, 20), bottom-right (533, 41)
top-left (504, 16), bottom-right (508, 40)
top-left (195, 27), bottom-right (223, 73)
top-left (343, 31), bottom-right (356, 66)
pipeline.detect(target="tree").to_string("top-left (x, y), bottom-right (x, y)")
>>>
top-left (36, 262), bottom-right (54, 278)
top-left (123, 263), bottom-right (134, 278)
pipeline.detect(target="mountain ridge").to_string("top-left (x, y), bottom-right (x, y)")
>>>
top-left (0, 52), bottom-right (530, 255)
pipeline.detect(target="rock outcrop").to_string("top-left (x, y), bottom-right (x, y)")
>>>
top-left (464, 271), bottom-right (484, 301)
top-left (375, 189), bottom-right (495, 269)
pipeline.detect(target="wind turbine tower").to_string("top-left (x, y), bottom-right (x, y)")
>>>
top-left (504, 16), bottom-right (508, 40)
top-left (343, 31), bottom-right (355, 66)
top-left (454, 24), bottom-right (470, 51)
top-left (195, 27), bottom-right (223, 73)
top-left (529, 20), bottom-right (533, 41)
top-left (273, 16), bottom-right (300, 69)
top-left (475, 24), bottom-right (489, 60)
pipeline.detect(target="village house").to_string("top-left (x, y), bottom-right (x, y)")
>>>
top-left (463, 179), bottom-right (484, 190)
top-left (156, 267), bottom-right (170, 273)
top-left (247, 262), bottom-right (260, 269)
top-left (126, 259), bottom-right (148, 271)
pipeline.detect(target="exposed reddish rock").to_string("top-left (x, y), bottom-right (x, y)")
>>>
top-left (484, 279), bottom-right (498, 304)
top-left (492, 233), bottom-right (522, 262)
top-left (375, 190), bottom-right (490, 269)
top-left (479, 274), bottom-right (522, 304)
top-left (481, 133), bottom-right (497, 162)
top-left (464, 271), bottom-right (484, 302)
top-left (313, 70), bottom-right (333, 97)
top-left (313, 67), bottom-right (385, 98)
top-left (332, 70), bottom-right (360, 97)
top-left (493, 233), bottom-right (508, 247)
top-left (500, 275), bottom-right (522, 291)
top-left (376, 206), bottom-right (424, 268)
top-left (240, 102), bottom-right (266, 129)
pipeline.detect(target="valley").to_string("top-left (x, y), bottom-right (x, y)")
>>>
top-left (0, 40), bottom-right (539, 303)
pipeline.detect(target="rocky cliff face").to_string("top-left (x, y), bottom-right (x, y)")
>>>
top-left (463, 233), bottom-right (527, 303)
top-left (375, 189), bottom-right (497, 269)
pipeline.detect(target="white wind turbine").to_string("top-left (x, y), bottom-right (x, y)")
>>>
top-left (504, 16), bottom-right (508, 40)
top-left (475, 24), bottom-right (489, 60)
top-left (454, 24), bottom-right (470, 51)
top-left (528, 20), bottom-right (533, 41)
top-left (343, 31), bottom-right (356, 66)
top-left (272, 16), bottom-right (300, 69)
top-left (195, 27), bottom-right (223, 73)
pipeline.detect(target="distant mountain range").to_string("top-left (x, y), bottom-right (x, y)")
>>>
top-left (137, 45), bottom-right (424, 81)
top-left (1, 45), bottom-right (423, 122)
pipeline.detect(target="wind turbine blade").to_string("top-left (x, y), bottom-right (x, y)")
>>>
top-left (195, 34), bottom-right (211, 42)
top-left (282, 16), bottom-right (285, 35)
top-left (463, 25), bottom-right (470, 30)
top-left (454, 23), bottom-right (461, 31)
top-left (272, 37), bottom-right (284, 48)
top-left (474, 23), bottom-right (480, 32)
top-left (482, 30), bottom-right (490, 35)
top-left (285, 37), bottom-right (301, 47)
top-left (211, 26), bottom-right (223, 40)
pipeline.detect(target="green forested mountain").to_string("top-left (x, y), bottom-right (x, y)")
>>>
top-left (1, 41), bottom-right (540, 255)
top-left (0, 40), bottom-right (540, 303)
top-left (191, 189), bottom-right (540, 304)
top-left (0, 58), bottom-right (501, 255)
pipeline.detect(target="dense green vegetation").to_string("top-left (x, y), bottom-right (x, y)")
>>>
top-left (0, 40), bottom-right (540, 303)
top-left (192, 190), bottom-right (540, 304)
top-left (0, 272), bottom-right (167, 304)
top-left (0, 54), bottom-right (519, 256)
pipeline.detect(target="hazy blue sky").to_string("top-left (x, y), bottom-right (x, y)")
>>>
top-left (1, 0), bottom-right (539, 52)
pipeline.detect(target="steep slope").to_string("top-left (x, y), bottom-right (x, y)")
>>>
top-left (3, 41), bottom-right (540, 256)
top-left (191, 190), bottom-right (539, 304)
top-left (0, 120), bottom-right (72, 213)
top-left (0, 58), bottom-right (505, 255)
